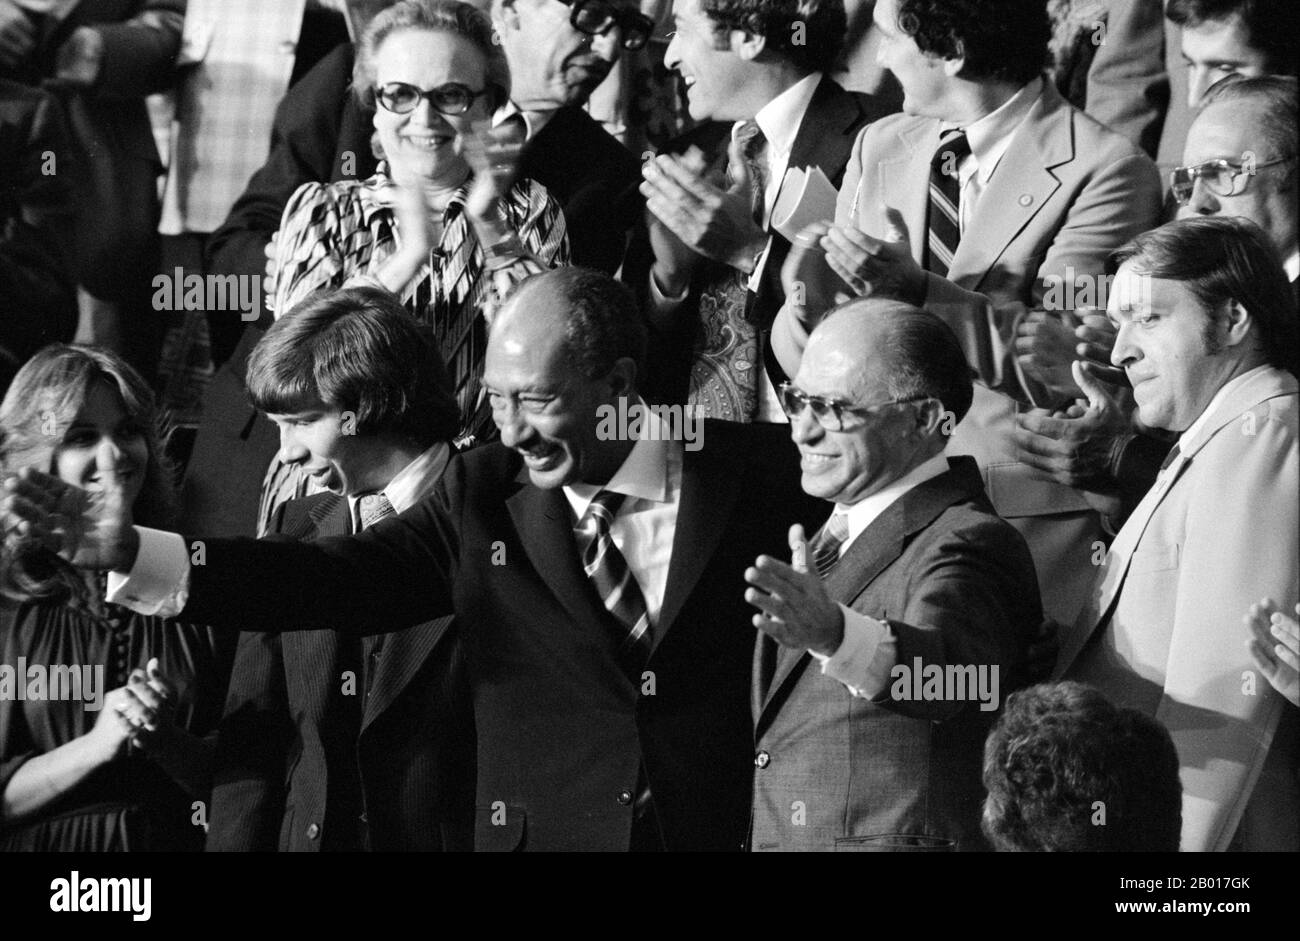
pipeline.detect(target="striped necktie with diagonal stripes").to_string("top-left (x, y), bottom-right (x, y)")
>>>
top-left (925, 130), bottom-right (970, 278)
top-left (574, 490), bottom-right (653, 663)
top-left (810, 511), bottom-right (850, 579)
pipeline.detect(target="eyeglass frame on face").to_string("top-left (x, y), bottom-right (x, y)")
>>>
top-left (1169, 154), bottom-right (1297, 205)
top-left (374, 81), bottom-right (493, 116)
top-left (778, 382), bottom-right (933, 432)
top-left (559, 0), bottom-right (654, 51)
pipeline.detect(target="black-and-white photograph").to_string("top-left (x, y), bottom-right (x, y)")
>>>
top-left (0, 0), bottom-right (1295, 920)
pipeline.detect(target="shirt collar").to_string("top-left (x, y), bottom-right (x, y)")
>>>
top-left (345, 441), bottom-right (451, 530)
top-left (1284, 249), bottom-right (1299, 283)
top-left (564, 403), bottom-right (680, 521)
top-left (493, 101), bottom-right (554, 141)
top-left (946, 75), bottom-right (1043, 185)
top-left (1176, 363), bottom-right (1274, 453)
top-left (751, 72), bottom-right (823, 161)
top-left (837, 451), bottom-right (951, 549)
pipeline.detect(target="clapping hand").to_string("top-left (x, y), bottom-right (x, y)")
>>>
top-left (745, 524), bottom-right (844, 656)
top-left (1014, 360), bottom-right (1132, 491)
top-left (1246, 599), bottom-right (1300, 707)
top-left (819, 205), bottom-right (926, 306)
top-left (1, 440), bottom-right (139, 572)
top-left (461, 118), bottom-right (526, 225)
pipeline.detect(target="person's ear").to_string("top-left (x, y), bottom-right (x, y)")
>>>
top-left (913, 398), bottom-right (946, 437)
top-left (940, 40), bottom-right (965, 78)
top-left (1222, 299), bottom-right (1253, 348)
top-left (606, 357), bottom-right (639, 399)
top-left (731, 29), bottom-right (766, 62)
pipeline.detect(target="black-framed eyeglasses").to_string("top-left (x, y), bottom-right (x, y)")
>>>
top-left (1170, 155), bottom-right (1296, 205)
top-left (560, 0), bottom-right (654, 51)
top-left (778, 383), bottom-right (931, 432)
top-left (375, 81), bottom-right (491, 116)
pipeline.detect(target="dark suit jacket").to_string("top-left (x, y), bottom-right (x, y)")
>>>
top-left (625, 76), bottom-right (893, 407)
top-left (180, 421), bottom-right (825, 851)
top-left (206, 492), bottom-right (474, 852)
top-left (750, 457), bottom-right (1042, 852)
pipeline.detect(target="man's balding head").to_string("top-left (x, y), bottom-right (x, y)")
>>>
top-left (790, 298), bottom-right (972, 506)
top-left (483, 268), bottom-right (644, 488)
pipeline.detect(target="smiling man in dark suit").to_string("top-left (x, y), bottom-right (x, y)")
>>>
top-left (633, 0), bottom-right (894, 421)
top-left (745, 298), bottom-right (1041, 851)
top-left (5, 267), bottom-right (823, 852)
top-left (205, 287), bottom-right (474, 852)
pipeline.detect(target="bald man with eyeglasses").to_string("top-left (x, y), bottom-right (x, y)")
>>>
top-left (744, 297), bottom-right (1041, 852)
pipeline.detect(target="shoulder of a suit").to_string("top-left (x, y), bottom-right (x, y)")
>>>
top-left (1182, 381), bottom-right (1299, 463)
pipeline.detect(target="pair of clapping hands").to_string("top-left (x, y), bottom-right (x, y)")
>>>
top-left (92, 658), bottom-right (179, 763)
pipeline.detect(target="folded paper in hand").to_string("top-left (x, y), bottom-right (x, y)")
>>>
top-left (771, 166), bottom-right (838, 242)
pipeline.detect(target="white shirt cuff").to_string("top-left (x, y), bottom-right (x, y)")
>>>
top-left (647, 269), bottom-right (689, 316)
top-left (105, 527), bottom-right (191, 619)
top-left (809, 604), bottom-right (897, 699)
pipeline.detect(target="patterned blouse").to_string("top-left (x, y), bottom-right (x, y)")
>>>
top-left (258, 164), bottom-right (570, 534)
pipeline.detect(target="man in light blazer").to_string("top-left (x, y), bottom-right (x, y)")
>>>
top-left (746, 299), bottom-right (1041, 851)
top-left (1056, 217), bottom-right (1299, 852)
top-left (772, 0), bottom-right (1162, 628)
top-left (206, 288), bottom-right (473, 852)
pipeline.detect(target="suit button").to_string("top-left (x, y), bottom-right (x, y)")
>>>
top-left (754, 750), bottom-right (771, 769)
top-left (306, 823), bottom-right (320, 840)
top-left (616, 790), bottom-right (633, 805)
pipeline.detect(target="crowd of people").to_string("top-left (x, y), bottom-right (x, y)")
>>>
top-left (0, 0), bottom-right (1296, 853)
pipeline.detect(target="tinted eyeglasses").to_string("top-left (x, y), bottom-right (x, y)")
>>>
top-left (560, 0), bottom-right (654, 51)
top-left (1169, 155), bottom-right (1295, 205)
top-left (375, 81), bottom-right (491, 116)
top-left (778, 383), bottom-right (931, 432)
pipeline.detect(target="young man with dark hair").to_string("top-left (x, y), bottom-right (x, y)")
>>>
top-left (634, 0), bottom-right (893, 422)
top-left (1166, 0), bottom-right (1298, 107)
top-left (982, 682), bottom-right (1182, 852)
top-left (1056, 216), bottom-right (1299, 852)
top-left (205, 286), bottom-right (474, 852)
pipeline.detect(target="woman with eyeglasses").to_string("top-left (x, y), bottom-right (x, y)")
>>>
top-left (263, 0), bottom-right (570, 532)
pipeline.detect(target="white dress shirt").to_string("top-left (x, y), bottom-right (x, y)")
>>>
top-left (107, 443), bottom-right (451, 616)
top-left (811, 452), bottom-right (952, 698)
top-left (648, 73), bottom-right (825, 423)
top-left (944, 76), bottom-right (1043, 233)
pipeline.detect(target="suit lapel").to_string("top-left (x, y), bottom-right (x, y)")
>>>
top-left (505, 467), bottom-right (613, 635)
top-left (281, 494), bottom-right (349, 720)
top-left (361, 616), bottom-right (454, 733)
top-left (785, 77), bottom-right (866, 186)
top-left (1056, 369), bottom-right (1300, 676)
top-left (656, 432), bottom-right (744, 653)
top-left (951, 84), bottom-right (1071, 291)
top-left (757, 462), bottom-right (981, 723)
top-left (875, 120), bottom-right (936, 264)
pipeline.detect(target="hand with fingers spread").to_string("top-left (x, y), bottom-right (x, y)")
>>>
top-left (1, 439), bottom-right (139, 572)
top-left (1246, 599), bottom-right (1300, 707)
top-left (745, 524), bottom-right (844, 656)
top-left (1014, 360), bottom-right (1133, 491)
top-left (820, 206), bottom-right (926, 306)
top-left (640, 138), bottom-right (768, 283)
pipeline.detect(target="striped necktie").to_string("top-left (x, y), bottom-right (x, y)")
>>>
top-left (358, 492), bottom-right (396, 530)
top-left (810, 511), bottom-right (850, 579)
top-left (925, 130), bottom-right (970, 277)
top-left (574, 490), bottom-right (653, 663)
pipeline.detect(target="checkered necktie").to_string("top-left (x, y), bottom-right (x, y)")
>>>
top-left (925, 130), bottom-right (970, 277)
top-left (809, 511), bottom-right (850, 579)
top-left (574, 490), bottom-right (652, 661)
top-left (358, 492), bottom-right (396, 530)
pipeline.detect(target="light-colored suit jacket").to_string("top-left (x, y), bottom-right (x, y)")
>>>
top-left (1057, 366), bottom-right (1300, 852)
top-left (750, 458), bottom-right (1042, 851)
top-left (772, 79), bottom-right (1161, 626)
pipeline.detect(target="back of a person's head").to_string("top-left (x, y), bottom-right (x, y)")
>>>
top-left (982, 682), bottom-right (1182, 852)
top-left (248, 286), bottom-right (460, 449)
top-left (1167, 0), bottom-right (1299, 76)
top-left (891, 0), bottom-right (1051, 86)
